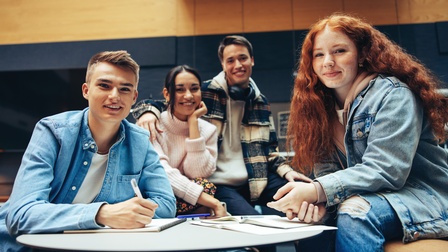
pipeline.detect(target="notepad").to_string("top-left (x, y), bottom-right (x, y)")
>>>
top-left (64, 218), bottom-right (186, 233)
top-left (199, 215), bottom-right (311, 229)
top-left (190, 215), bottom-right (337, 235)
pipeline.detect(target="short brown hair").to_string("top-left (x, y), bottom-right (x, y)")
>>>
top-left (218, 35), bottom-right (253, 62)
top-left (85, 50), bottom-right (140, 84)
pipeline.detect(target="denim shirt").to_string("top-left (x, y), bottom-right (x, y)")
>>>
top-left (0, 108), bottom-right (176, 251)
top-left (315, 75), bottom-right (448, 242)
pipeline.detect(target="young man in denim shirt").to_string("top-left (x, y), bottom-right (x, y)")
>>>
top-left (0, 51), bottom-right (176, 251)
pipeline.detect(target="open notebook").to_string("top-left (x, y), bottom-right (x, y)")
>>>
top-left (190, 215), bottom-right (337, 235)
top-left (64, 218), bottom-right (185, 233)
top-left (197, 215), bottom-right (310, 229)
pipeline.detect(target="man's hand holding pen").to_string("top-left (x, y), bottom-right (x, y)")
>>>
top-left (96, 197), bottom-right (158, 229)
top-left (95, 178), bottom-right (158, 229)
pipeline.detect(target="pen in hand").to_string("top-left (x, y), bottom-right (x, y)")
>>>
top-left (130, 178), bottom-right (143, 198)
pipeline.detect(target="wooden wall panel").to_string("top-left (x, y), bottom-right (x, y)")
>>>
top-left (0, 0), bottom-right (177, 45)
top-left (194, 0), bottom-right (244, 35)
top-left (396, 0), bottom-right (413, 24)
top-left (396, 0), bottom-right (448, 24)
top-left (344, 0), bottom-right (398, 25)
top-left (244, 0), bottom-right (293, 32)
top-left (292, 0), bottom-right (344, 30)
top-left (1, 0), bottom-right (448, 44)
top-left (176, 0), bottom-right (195, 36)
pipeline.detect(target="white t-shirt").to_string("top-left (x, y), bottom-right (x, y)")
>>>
top-left (72, 153), bottom-right (107, 204)
top-left (209, 99), bottom-right (248, 186)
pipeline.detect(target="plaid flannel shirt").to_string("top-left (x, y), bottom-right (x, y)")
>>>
top-left (201, 76), bottom-right (290, 201)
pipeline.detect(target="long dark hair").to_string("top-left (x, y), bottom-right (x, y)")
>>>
top-left (164, 65), bottom-right (202, 116)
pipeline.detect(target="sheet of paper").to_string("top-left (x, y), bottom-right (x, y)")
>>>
top-left (190, 220), bottom-right (337, 235)
top-left (200, 216), bottom-right (311, 229)
top-left (64, 218), bottom-right (185, 233)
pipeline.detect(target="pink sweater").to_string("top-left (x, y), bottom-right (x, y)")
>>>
top-left (153, 111), bottom-right (218, 205)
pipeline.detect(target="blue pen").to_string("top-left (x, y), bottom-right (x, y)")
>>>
top-left (177, 213), bottom-right (211, 219)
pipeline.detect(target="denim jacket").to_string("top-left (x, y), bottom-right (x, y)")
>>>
top-left (0, 108), bottom-right (176, 251)
top-left (315, 75), bottom-right (448, 242)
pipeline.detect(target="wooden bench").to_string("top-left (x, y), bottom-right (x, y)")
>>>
top-left (384, 239), bottom-right (448, 252)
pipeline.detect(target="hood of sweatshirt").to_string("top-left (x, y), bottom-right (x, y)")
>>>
top-left (334, 71), bottom-right (378, 154)
top-left (212, 71), bottom-right (261, 147)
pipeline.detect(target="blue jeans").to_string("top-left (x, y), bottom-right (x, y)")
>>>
top-left (336, 194), bottom-right (403, 252)
top-left (214, 170), bottom-right (287, 215)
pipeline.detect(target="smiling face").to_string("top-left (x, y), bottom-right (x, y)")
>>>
top-left (164, 70), bottom-right (201, 121)
top-left (82, 62), bottom-right (138, 128)
top-left (312, 25), bottom-right (361, 103)
top-left (221, 44), bottom-right (254, 89)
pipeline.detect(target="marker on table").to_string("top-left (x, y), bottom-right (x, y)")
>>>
top-left (240, 215), bottom-right (264, 220)
top-left (130, 178), bottom-right (143, 198)
top-left (177, 213), bottom-right (211, 219)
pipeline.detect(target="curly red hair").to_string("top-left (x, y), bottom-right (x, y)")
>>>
top-left (288, 13), bottom-right (448, 175)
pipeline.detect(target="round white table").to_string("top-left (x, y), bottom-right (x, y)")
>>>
top-left (17, 220), bottom-right (328, 251)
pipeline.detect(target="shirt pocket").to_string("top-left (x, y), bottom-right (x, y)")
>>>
top-left (350, 115), bottom-right (375, 159)
top-left (116, 174), bottom-right (142, 199)
top-left (351, 115), bottom-right (374, 140)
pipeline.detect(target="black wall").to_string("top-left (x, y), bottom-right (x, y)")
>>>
top-left (1, 22), bottom-right (447, 150)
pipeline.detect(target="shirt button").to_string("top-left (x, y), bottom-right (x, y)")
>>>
top-left (71, 186), bottom-right (76, 191)
top-left (356, 129), bottom-right (363, 137)
top-left (83, 161), bottom-right (88, 165)
top-left (90, 145), bottom-right (95, 149)
top-left (84, 143), bottom-right (88, 147)
top-left (412, 231), bottom-right (420, 239)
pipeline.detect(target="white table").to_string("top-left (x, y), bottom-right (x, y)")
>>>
top-left (17, 220), bottom-right (327, 251)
